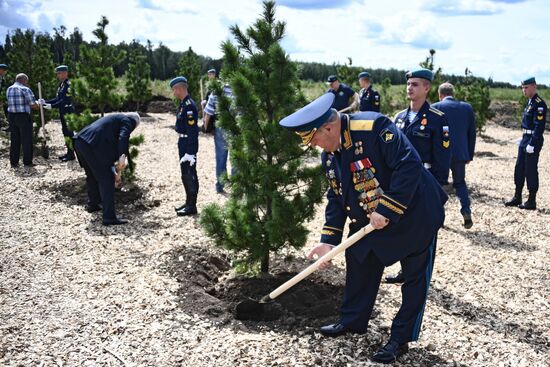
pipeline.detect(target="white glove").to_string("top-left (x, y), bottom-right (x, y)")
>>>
top-left (43, 103), bottom-right (52, 110)
top-left (37, 98), bottom-right (45, 104)
top-left (526, 145), bottom-right (535, 154)
top-left (179, 153), bottom-right (196, 166)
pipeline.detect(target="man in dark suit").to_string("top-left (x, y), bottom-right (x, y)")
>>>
top-left (73, 113), bottom-right (140, 225)
top-left (432, 82), bottom-right (476, 228)
top-left (279, 94), bottom-right (447, 364)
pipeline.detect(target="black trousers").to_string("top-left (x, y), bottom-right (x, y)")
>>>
top-left (514, 135), bottom-right (542, 193)
top-left (60, 110), bottom-right (75, 156)
top-left (9, 112), bottom-right (33, 166)
top-left (74, 139), bottom-right (117, 221)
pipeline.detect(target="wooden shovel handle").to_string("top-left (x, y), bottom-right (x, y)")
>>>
top-left (268, 224), bottom-right (375, 300)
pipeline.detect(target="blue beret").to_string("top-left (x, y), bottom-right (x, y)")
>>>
top-left (170, 76), bottom-right (188, 88)
top-left (521, 77), bottom-right (536, 85)
top-left (55, 65), bottom-right (68, 72)
top-left (207, 68), bottom-right (216, 74)
top-left (0, 63), bottom-right (8, 69)
top-left (358, 71), bottom-right (371, 79)
top-left (327, 75), bottom-right (338, 83)
top-left (406, 68), bottom-right (433, 82)
top-left (279, 93), bottom-right (335, 145)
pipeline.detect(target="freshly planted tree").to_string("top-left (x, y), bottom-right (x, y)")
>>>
top-left (200, 1), bottom-right (326, 274)
top-left (177, 47), bottom-right (201, 103)
top-left (455, 68), bottom-right (494, 134)
top-left (74, 16), bottom-right (125, 116)
top-left (125, 48), bottom-right (152, 111)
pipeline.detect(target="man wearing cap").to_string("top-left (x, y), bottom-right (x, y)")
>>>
top-left (505, 77), bottom-right (547, 210)
top-left (432, 82), bottom-right (476, 228)
top-left (6, 73), bottom-right (41, 167)
top-left (38, 65), bottom-right (76, 162)
top-left (200, 68), bottom-right (217, 134)
top-left (358, 71), bottom-right (381, 112)
top-left (327, 75), bottom-right (358, 113)
top-left (171, 76), bottom-right (199, 216)
top-left (73, 112), bottom-right (140, 226)
top-left (280, 94), bottom-right (447, 364)
top-left (386, 69), bottom-right (450, 284)
top-left (203, 80), bottom-right (234, 193)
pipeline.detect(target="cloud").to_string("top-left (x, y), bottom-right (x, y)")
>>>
top-left (365, 13), bottom-right (452, 50)
top-left (421, 0), bottom-right (525, 16)
top-left (0, 0), bottom-right (33, 29)
top-left (277, 0), bottom-right (358, 10)
top-left (135, 0), bottom-right (198, 14)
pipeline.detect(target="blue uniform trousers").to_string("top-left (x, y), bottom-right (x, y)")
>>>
top-left (341, 235), bottom-right (436, 343)
top-left (74, 139), bottom-right (117, 221)
top-left (514, 135), bottom-right (541, 193)
top-left (9, 112), bottom-right (33, 166)
top-left (450, 160), bottom-right (471, 215)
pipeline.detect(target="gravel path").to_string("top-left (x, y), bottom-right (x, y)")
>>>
top-left (0, 114), bottom-right (548, 366)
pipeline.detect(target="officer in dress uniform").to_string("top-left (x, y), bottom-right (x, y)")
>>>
top-left (73, 112), bottom-right (140, 226)
top-left (358, 71), bottom-right (381, 112)
top-left (280, 93), bottom-right (447, 364)
top-left (39, 65), bottom-right (76, 161)
top-left (386, 68), bottom-right (450, 284)
top-left (432, 82), bottom-right (476, 228)
top-left (327, 75), bottom-right (358, 113)
top-left (171, 76), bottom-right (199, 216)
top-left (505, 77), bottom-right (547, 210)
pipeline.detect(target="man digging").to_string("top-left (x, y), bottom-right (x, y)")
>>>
top-left (279, 94), bottom-right (447, 363)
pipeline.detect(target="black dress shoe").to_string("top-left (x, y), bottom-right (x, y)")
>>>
top-left (518, 201), bottom-right (536, 210)
top-left (319, 323), bottom-right (366, 337)
top-left (102, 218), bottom-right (128, 226)
top-left (174, 203), bottom-right (187, 212)
top-left (58, 154), bottom-right (67, 160)
top-left (61, 155), bottom-right (75, 162)
top-left (385, 270), bottom-right (404, 284)
top-left (462, 213), bottom-right (473, 229)
top-left (176, 206), bottom-right (197, 216)
top-left (371, 340), bottom-right (409, 364)
top-left (85, 204), bottom-right (102, 213)
top-left (504, 196), bottom-right (521, 207)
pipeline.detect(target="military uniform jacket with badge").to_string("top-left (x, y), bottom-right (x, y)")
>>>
top-left (521, 93), bottom-right (547, 151)
top-left (394, 101), bottom-right (451, 185)
top-left (359, 85), bottom-right (380, 112)
top-left (46, 78), bottom-right (74, 114)
top-left (176, 95), bottom-right (199, 155)
top-left (320, 112), bottom-right (447, 266)
top-left (328, 83), bottom-right (356, 111)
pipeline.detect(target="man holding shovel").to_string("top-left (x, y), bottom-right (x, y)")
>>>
top-left (279, 93), bottom-right (447, 364)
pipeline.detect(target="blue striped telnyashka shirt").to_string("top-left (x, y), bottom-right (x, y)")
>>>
top-left (7, 82), bottom-right (36, 114)
top-left (204, 84), bottom-right (233, 116)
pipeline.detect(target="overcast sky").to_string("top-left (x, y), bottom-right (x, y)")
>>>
top-left (1, 0), bottom-right (548, 85)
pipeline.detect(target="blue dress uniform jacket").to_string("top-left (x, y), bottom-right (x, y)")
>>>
top-left (46, 78), bottom-right (74, 114)
top-left (521, 93), bottom-right (547, 152)
top-left (328, 83), bottom-right (355, 111)
top-left (394, 101), bottom-right (451, 185)
top-left (176, 95), bottom-right (199, 156)
top-left (319, 112), bottom-right (447, 266)
top-left (431, 97), bottom-right (476, 162)
top-left (358, 85), bottom-right (381, 112)
top-left (75, 114), bottom-right (136, 167)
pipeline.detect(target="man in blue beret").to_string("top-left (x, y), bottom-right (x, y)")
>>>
top-left (171, 76), bottom-right (200, 216)
top-left (200, 68), bottom-right (217, 134)
top-left (432, 82), bottom-right (476, 228)
top-left (505, 77), bottom-right (547, 210)
top-left (0, 63), bottom-right (9, 130)
top-left (358, 71), bottom-right (381, 112)
top-left (386, 68), bottom-right (451, 284)
top-left (73, 112), bottom-right (140, 225)
top-left (327, 75), bottom-right (358, 113)
top-left (279, 94), bottom-right (447, 364)
top-left (38, 65), bottom-right (76, 162)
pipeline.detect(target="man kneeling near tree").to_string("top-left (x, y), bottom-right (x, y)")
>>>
top-left (279, 93), bottom-right (447, 364)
